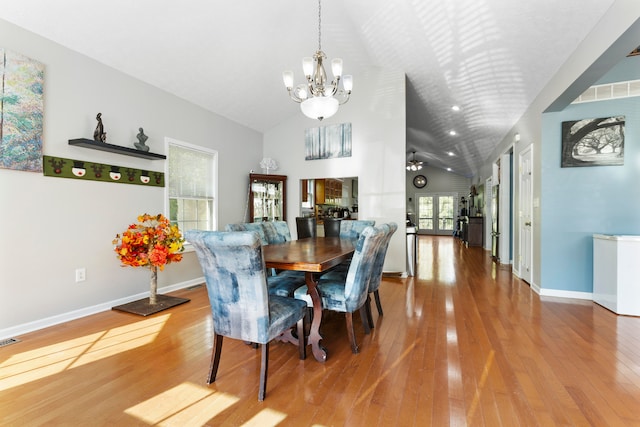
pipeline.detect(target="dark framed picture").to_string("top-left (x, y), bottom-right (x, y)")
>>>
top-left (561, 116), bottom-right (625, 168)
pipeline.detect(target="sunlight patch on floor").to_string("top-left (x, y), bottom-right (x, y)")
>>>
top-left (125, 382), bottom-right (240, 425)
top-left (0, 314), bottom-right (170, 392)
top-left (240, 408), bottom-right (287, 426)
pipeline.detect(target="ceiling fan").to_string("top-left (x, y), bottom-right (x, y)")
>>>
top-left (406, 151), bottom-right (424, 171)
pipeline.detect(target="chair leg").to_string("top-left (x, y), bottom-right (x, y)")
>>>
top-left (359, 306), bottom-right (371, 335)
top-left (297, 317), bottom-right (306, 360)
top-left (345, 312), bottom-right (359, 354)
top-left (258, 343), bottom-right (269, 401)
top-left (207, 334), bottom-right (223, 384)
top-left (365, 294), bottom-right (375, 329)
top-left (374, 290), bottom-right (384, 316)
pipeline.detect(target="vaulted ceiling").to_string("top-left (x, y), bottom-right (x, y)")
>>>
top-left (0, 0), bottom-right (620, 177)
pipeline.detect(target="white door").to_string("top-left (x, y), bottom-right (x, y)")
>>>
top-left (519, 146), bottom-right (533, 284)
top-left (484, 177), bottom-right (493, 250)
top-left (416, 193), bottom-right (457, 235)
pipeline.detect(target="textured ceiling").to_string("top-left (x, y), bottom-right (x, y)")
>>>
top-left (0, 0), bottom-right (618, 177)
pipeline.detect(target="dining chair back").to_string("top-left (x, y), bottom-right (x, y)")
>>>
top-left (225, 222), bottom-right (268, 245)
top-left (185, 229), bottom-right (307, 401)
top-left (265, 220), bottom-right (292, 244)
top-left (225, 221), bottom-right (292, 244)
top-left (296, 216), bottom-right (317, 239)
top-left (340, 219), bottom-right (375, 240)
top-left (323, 218), bottom-right (342, 237)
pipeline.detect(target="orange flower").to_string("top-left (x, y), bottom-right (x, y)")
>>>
top-left (113, 213), bottom-right (184, 269)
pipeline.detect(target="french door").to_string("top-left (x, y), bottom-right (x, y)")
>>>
top-left (415, 193), bottom-right (457, 235)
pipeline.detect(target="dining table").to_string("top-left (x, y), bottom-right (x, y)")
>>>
top-left (262, 236), bottom-right (356, 362)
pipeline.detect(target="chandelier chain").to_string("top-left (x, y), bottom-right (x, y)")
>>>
top-left (317, 0), bottom-right (322, 51)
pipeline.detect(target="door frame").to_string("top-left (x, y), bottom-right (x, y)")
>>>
top-left (518, 145), bottom-right (533, 284)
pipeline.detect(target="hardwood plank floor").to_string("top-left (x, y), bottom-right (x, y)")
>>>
top-left (2, 235), bottom-right (640, 426)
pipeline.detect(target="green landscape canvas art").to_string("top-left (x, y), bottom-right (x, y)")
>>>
top-left (0, 48), bottom-right (45, 172)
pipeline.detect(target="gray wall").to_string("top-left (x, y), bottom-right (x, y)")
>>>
top-left (0, 19), bottom-right (263, 337)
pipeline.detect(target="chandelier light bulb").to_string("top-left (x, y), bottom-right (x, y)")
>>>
top-left (331, 58), bottom-right (343, 78)
top-left (302, 57), bottom-right (314, 77)
top-left (342, 75), bottom-right (353, 92)
top-left (282, 71), bottom-right (294, 89)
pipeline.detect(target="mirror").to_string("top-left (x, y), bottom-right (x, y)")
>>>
top-left (300, 177), bottom-right (358, 222)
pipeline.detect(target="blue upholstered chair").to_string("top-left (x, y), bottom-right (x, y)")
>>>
top-left (185, 230), bottom-right (307, 401)
top-left (328, 219), bottom-right (376, 274)
top-left (294, 225), bottom-right (385, 353)
top-left (225, 221), bottom-right (291, 245)
top-left (340, 220), bottom-right (375, 240)
top-left (271, 220), bottom-right (293, 243)
top-left (364, 222), bottom-right (398, 327)
top-left (225, 222), bottom-right (306, 296)
top-left (225, 222), bottom-right (268, 245)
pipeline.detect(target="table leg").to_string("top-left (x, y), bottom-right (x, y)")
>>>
top-left (306, 272), bottom-right (327, 362)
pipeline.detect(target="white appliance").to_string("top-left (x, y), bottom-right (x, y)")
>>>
top-left (593, 234), bottom-right (640, 316)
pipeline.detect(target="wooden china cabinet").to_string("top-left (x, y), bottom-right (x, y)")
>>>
top-left (249, 173), bottom-right (287, 222)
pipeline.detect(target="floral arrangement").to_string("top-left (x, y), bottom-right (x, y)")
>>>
top-left (113, 213), bottom-right (184, 270)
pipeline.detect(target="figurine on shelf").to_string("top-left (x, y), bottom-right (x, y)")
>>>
top-left (93, 113), bottom-right (106, 142)
top-left (134, 128), bottom-right (150, 152)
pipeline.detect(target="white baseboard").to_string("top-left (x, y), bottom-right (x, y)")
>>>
top-left (0, 277), bottom-right (204, 341)
top-left (538, 287), bottom-right (593, 300)
top-left (531, 282), bottom-right (542, 294)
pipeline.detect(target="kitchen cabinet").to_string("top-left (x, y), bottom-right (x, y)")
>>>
top-left (249, 173), bottom-right (287, 222)
top-left (315, 178), bottom-right (342, 205)
top-left (301, 179), bottom-right (309, 203)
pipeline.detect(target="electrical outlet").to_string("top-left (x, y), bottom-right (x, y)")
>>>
top-left (75, 268), bottom-right (86, 282)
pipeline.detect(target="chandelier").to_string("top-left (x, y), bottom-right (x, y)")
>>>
top-left (406, 151), bottom-right (423, 171)
top-left (282, 0), bottom-right (352, 121)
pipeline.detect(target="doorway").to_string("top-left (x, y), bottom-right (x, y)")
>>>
top-left (415, 193), bottom-right (457, 235)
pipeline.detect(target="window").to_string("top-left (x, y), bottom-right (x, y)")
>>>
top-left (166, 138), bottom-right (217, 233)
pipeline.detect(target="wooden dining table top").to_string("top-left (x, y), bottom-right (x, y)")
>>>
top-left (262, 236), bottom-right (356, 273)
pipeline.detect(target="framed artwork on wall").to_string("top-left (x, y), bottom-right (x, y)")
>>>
top-left (0, 48), bottom-right (45, 172)
top-left (304, 122), bottom-right (352, 160)
top-left (561, 116), bottom-right (625, 168)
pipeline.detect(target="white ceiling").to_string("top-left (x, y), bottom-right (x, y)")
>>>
top-left (0, 0), bottom-right (620, 177)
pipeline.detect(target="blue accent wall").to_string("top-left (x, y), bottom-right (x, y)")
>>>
top-left (541, 95), bottom-right (640, 292)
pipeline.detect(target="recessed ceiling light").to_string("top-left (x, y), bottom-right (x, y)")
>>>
top-left (451, 105), bottom-right (460, 111)
top-left (449, 130), bottom-right (457, 136)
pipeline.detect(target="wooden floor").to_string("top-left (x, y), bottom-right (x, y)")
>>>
top-left (2, 236), bottom-right (640, 426)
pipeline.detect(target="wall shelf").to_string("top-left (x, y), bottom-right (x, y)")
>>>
top-left (68, 138), bottom-right (166, 160)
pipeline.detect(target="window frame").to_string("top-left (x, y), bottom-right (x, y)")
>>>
top-left (164, 137), bottom-right (218, 238)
